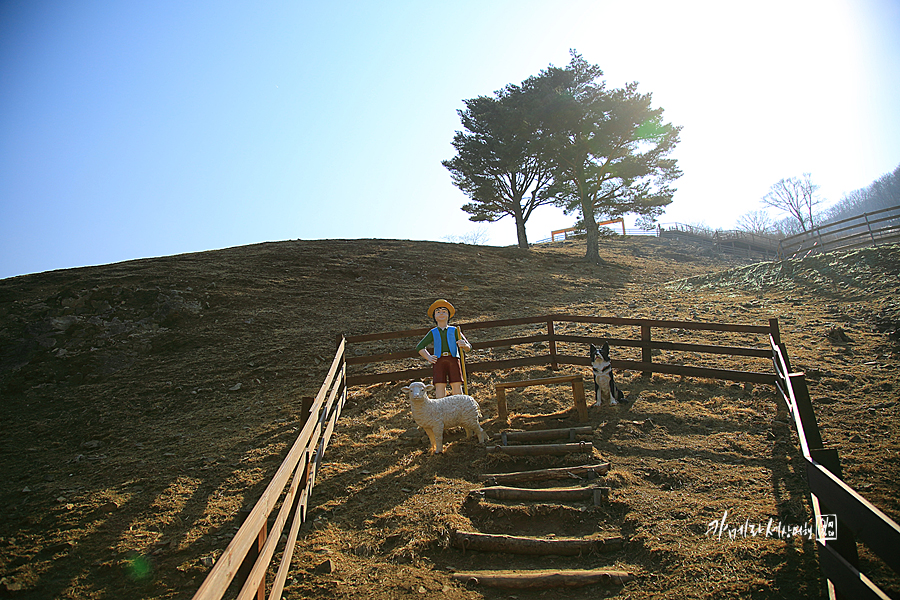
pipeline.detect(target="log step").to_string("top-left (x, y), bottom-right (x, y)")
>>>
top-left (486, 441), bottom-right (594, 456)
top-left (479, 462), bottom-right (610, 485)
top-left (452, 531), bottom-right (624, 556)
top-left (471, 485), bottom-right (609, 505)
top-left (451, 569), bottom-right (635, 589)
top-left (494, 426), bottom-right (593, 445)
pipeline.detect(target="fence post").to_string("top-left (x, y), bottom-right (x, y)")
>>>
top-left (769, 318), bottom-right (781, 346)
top-left (863, 212), bottom-right (878, 247)
top-left (255, 526), bottom-right (267, 599)
top-left (281, 395), bottom-right (315, 543)
top-left (283, 449), bottom-right (311, 548)
top-left (777, 366), bottom-right (859, 599)
top-left (789, 373), bottom-right (824, 449)
top-left (815, 224), bottom-right (826, 253)
top-left (300, 396), bottom-right (314, 427)
top-left (547, 319), bottom-right (558, 370)
top-left (808, 447), bottom-right (861, 599)
top-left (641, 324), bottom-right (652, 377)
top-left (235, 516), bottom-right (267, 600)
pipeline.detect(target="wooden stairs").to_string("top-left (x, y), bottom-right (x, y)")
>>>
top-left (446, 425), bottom-right (636, 590)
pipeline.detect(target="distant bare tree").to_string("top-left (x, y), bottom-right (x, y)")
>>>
top-left (823, 163), bottom-right (900, 223)
top-left (825, 188), bottom-right (867, 220)
top-left (443, 226), bottom-right (491, 245)
top-left (772, 215), bottom-right (807, 236)
top-left (459, 228), bottom-right (491, 245)
top-left (736, 210), bottom-right (777, 235)
top-left (761, 173), bottom-right (822, 232)
top-left (685, 221), bottom-right (717, 235)
top-left (867, 165), bottom-right (900, 210)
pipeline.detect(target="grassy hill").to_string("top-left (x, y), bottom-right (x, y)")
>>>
top-left (1, 237), bottom-right (897, 599)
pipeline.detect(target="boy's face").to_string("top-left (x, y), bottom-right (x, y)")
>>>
top-left (434, 307), bottom-right (450, 324)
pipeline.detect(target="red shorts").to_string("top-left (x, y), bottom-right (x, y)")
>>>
top-left (432, 355), bottom-right (463, 384)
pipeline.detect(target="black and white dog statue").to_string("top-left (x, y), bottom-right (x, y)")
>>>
top-left (590, 342), bottom-right (626, 406)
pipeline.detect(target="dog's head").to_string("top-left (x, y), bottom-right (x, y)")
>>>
top-left (590, 342), bottom-right (611, 364)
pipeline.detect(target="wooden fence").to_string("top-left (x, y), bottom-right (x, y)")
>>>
top-left (779, 205), bottom-right (900, 259)
top-left (771, 336), bottom-right (900, 600)
top-left (659, 224), bottom-right (783, 260)
top-left (551, 218), bottom-right (625, 242)
top-left (190, 314), bottom-right (900, 599)
top-left (344, 314), bottom-right (782, 387)
top-left (191, 339), bottom-right (348, 600)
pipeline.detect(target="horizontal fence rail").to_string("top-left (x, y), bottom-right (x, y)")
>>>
top-left (533, 229), bottom-right (657, 244)
top-left (533, 218), bottom-right (638, 244)
top-left (344, 314), bottom-right (781, 387)
top-left (551, 218), bottom-right (625, 242)
top-left (771, 336), bottom-right (900, 600)
top-left (192, 339), bottom-right (348, 600)
top-left (779, 205), bottom-right (900, 259)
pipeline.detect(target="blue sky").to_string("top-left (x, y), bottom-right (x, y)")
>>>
top-left (2, 0), bottom-right (899, 279)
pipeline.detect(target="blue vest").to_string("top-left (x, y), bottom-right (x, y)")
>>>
top-left (432, 326), bottom-right (458, 357)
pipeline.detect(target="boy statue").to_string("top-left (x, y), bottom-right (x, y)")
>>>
top-left (416, 299), bottom-right (471, 398)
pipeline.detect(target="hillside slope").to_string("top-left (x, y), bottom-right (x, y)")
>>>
top-left (0, 238), bottom-right (897, 599)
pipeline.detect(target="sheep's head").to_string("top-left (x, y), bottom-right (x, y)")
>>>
top-left (401, 381), bottom-right (434, 400)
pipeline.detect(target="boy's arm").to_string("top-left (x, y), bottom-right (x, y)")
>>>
top-left (417, 332), bottom-right (438, 363)
top-left (457, 327), bottom-right (472, 352)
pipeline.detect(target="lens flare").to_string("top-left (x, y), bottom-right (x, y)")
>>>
top-left (126, 553), bottom-right (152, 581)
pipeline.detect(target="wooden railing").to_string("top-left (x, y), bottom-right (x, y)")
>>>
top-left (771, 336), bottom-right (900, 600)
top-left (660, 224), bottom-right (783, 259)
top-left (344, 314), bottom-right (782, 387)
top-left (192, 339), bottom-right (348, 600)
top-left (779, 205), bottom-right (900, 259)
top-left (550, 218), bottom-right (626, 242)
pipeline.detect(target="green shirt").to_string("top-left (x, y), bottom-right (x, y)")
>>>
top-left (416, 326), bottom-right (451, 353)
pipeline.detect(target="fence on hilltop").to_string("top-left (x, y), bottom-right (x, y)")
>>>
top-left (778, 205), bottom-right (900, 259)
top-left (532, 229), bottom-right (658, 244)
top-left (191, 313), bottom-right (900, 599)
top-left (535, 207), bottom-right (900, 261)
top-left (533, 222), bottom-right (782, 259)
top-left (659, 223), bottom-right (783, 259)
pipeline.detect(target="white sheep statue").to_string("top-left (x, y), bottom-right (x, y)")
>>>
top-left (401, 381), bottom-right (486, 454)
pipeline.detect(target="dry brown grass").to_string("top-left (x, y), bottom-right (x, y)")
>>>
top-left (0, 238), bottom-right (897, 599)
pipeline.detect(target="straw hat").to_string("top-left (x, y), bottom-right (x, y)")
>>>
top-left (427, 299), bottom-right (455, 319)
